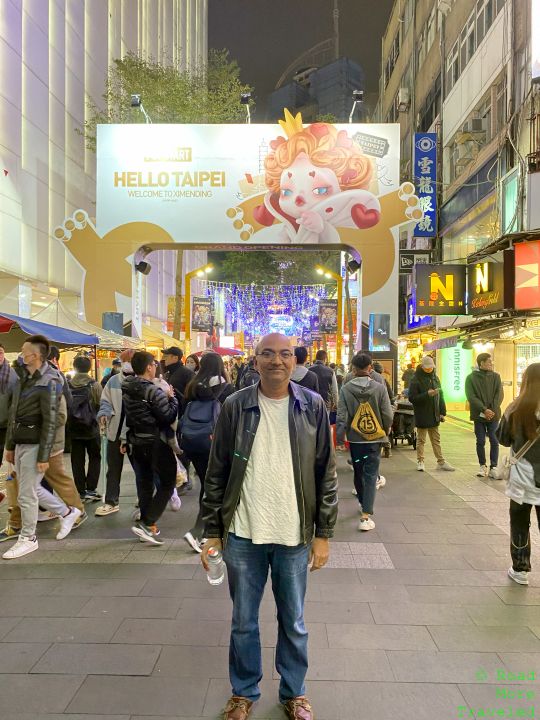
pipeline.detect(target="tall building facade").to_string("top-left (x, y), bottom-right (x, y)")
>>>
top-left (0, 0), bottom-right (207, 329)
top-left (379, 0), bottom-right (538, 405)
top-left (268, 58), bottom-right (365, 123)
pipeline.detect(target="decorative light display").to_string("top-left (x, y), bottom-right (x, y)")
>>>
top-left (204, 281), bottom-right (334, 339)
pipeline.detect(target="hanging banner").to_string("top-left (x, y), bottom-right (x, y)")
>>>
top-left (414, 264), bottom-right (467, 315)
top-left (191, 297), bottom-right (213, 333)
top-left (318, 300), bottom-right (338, 334)
top-left (413, 133), bottom-right (437, 237)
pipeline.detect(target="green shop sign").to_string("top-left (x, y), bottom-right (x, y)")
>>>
top-left (440, 346), bottom-right (474, 404)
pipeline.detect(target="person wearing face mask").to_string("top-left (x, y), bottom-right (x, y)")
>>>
top-left (185, 354), bottom-right (200, 374)
top-left (408, 356), bottom-right (455, 473)
top-left (94, 349), bottom-right (136, 516)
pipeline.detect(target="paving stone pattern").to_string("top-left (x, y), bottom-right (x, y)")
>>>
top-left (0, 419), bottom-right (539, 719)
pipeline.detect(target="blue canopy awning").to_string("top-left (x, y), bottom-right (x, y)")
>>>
top-left (0, 312), bottom-right (99, 350)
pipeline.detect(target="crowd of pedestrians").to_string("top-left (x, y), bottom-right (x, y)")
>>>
top-left (0, 331), bottom-right (538, 718)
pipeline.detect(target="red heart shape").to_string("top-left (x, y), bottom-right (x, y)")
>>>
top-left (253, 203), bottom-right (274, 226)
top-left (351, 203), bottom-right (380, 229)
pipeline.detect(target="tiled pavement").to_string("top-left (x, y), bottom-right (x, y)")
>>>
top-left (0, 420), bottom-right (539, 719)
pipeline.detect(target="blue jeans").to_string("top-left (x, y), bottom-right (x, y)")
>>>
top-left (349, 442), bottom-right (381, 515)
top-left (474, 420), bottom-right (499, 468)
top-left (223, 533), bottom-right (309, 703)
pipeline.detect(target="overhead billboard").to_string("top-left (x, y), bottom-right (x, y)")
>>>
top-left (56, 112), bottom-right (422, 335)
top-left (515, 240), bottom-right (540, 310)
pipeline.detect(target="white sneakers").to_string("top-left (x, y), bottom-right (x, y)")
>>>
top-left (56, 507), bottom-right (82, 540)
top-left (417, 461), bottom-right (425, 472)
top-left (488, 467), bottom-right (501, 480)
top-left (184, 531), bottom-right (202, 553)
top-left (358, 517), bottom-right (375, 531)
top-left (437, 461), bottom-right (456, 472)
top-left (477, 465), bottom-right (488, 477)
top-left (376, 475), bottom-right (386, 489)
top-left (508, 567), bottom-right (529, 585)
top-left (3, 536), bottom-right (38, 559)
top-left (477, 465), bottom-right (500, 480)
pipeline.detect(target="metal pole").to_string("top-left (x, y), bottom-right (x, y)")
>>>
top-left (185, 271), bottom-right (192, 355)
top-left (336, 273), bottom-right (343, 365)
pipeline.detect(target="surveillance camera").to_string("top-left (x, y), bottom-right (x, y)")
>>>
top-left (352, 90), bottom-right (364, 102)
top-left (131, 94), bottom-right (142, 108)
top-left (135, 261), bottom-right (151, 275)
top-left (240, 92), bottom-right (252, 105)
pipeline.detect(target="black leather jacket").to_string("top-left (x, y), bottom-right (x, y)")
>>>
top-left (202, 382), bottom-right (338, 547)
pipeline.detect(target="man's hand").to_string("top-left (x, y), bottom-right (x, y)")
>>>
top-left (99, 416), bottom-right (108, 430)
top-left (37, 462), bottom-right (49, 473)
top-left (309, 537), bottom-right (329, 572)
top-left (484, 409), bottom-right (495, 421)
top-left (201, 538), bottom-right (223, 571)
top-left (4, 450), bottom-right (14, 464)
top-left (119, 443), bottom-right (127, 455)
top-left (427, 389), bottom-right (438, 397)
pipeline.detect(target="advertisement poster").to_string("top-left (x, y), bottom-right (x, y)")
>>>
top-left (56, 114), bottom-right (422, 336)
top-left (191, 297), bottom-right (213, 333)
top-left (318, 300), bottom-right (338, 334)
top-left (368, 313), bottom-right (391, 352)
top-left (468, 261), bottom-right (505, 315)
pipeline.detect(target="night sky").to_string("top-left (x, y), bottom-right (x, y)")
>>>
top-left (208, 0), bottom-right (394, 120)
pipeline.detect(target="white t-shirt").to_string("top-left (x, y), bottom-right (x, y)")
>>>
top-left (230, 391), bottom-right (302, 546)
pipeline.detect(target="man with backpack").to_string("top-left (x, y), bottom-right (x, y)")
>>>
top-left (68, 356), bottom-right (102, 502)
top-left (122, 351), bottom-right (178, 545)
top-left (337, 352), bottom-right (393, 532)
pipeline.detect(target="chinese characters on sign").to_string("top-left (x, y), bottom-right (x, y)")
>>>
top-left (414, 264), bottom-right (467, 315)
top-left (413, 133), bottom-right (437, 238)
top-left (406, 296), bottom-right (432, 330)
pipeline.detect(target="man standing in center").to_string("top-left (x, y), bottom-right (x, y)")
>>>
top-left (201, 333), bottom-right (338, 720)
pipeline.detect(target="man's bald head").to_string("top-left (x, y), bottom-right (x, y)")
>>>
top-left (254, 333), bottom-right (295, 394)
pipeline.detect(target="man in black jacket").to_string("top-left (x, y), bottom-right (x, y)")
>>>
top-left (309, 350), bottom-right (338, 415)
top-left (465, 353), bottom-right (504, 479)
top-left (291, 347), bottom-right (319, 393)
top-left (409, 356), bottom-right (455, 473)
top-left (4, 335), bottom-right (81, 559)
top-left (162, 347), bottom-right (194, 402)
top-left (201, 333), bottom-right (337, 720)
top-left (122, 351), bottom-right (178, 545)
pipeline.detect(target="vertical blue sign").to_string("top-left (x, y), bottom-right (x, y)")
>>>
top-left (413, 133), bottom-right (437, 238)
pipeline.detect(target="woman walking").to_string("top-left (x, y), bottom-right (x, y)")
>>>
top-left (498, 363), bottom-right (540, 585)
top-left (181, 353), bottom-right (235, 552)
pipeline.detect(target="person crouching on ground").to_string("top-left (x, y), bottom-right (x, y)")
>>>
top-left (122, 351), bottom-right (178, 545)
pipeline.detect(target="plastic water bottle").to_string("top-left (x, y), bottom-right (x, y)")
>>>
top-left (207, 547), bottom-right (225, 586)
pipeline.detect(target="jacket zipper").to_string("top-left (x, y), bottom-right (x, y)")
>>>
top-left (293, 409), bottom-right (307, 545)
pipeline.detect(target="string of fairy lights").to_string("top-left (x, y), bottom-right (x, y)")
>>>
top-left (201, 281), bottom-right (336, 338)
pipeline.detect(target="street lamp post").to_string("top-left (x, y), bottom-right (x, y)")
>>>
top-left (184, 263), bottom-right (213, 353)
top-left (316, 264), bottom-right (343, 364)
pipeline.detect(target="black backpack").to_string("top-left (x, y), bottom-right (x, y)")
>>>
top-left (68, 381), bottom-right (97, 431)
top-left (180, 398), bottom-right (221, 454)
